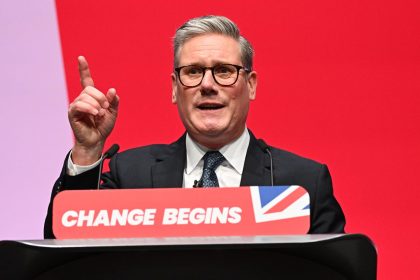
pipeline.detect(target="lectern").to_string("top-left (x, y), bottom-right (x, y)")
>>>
top-left (0, 234), bottom-right (376, 280)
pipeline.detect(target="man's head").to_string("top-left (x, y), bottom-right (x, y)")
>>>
top-left (171, 15), bottom-right (257, 149)
top-left (173, 15), bottom-right (254, 71)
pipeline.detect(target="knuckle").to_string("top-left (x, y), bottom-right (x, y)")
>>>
top-left (69, 100), bottom-right (77, 109)
top-left (72, 100), bottom-right (86, 110)
top-left (68, 103), bottom-right (77, 114)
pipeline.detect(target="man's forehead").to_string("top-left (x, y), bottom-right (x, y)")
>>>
top-left (177, 33), bottom-right (242, 65)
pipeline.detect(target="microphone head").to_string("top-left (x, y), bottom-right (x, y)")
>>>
top-left (103, 144), bottom-right (120, 159)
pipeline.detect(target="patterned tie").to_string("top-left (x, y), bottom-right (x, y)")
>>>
top-left (199, 151), bottom-right (225, 187)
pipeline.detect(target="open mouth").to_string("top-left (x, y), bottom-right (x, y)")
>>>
top-left (197, 103), bottom-right (225, 110)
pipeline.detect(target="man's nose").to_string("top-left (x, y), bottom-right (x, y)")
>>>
top-left (200, 69), bottom-right (217, 89)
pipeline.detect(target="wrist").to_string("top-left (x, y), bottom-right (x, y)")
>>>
top-left (71, 143), bottom-right (104, 165)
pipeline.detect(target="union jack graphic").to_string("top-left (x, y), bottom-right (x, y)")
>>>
top-left (250, 186), bottom-right (310, 223)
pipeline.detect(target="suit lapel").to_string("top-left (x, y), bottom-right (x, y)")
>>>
top-left (240, 132), bottom-right (272, 186)
top-left (150, 131), bottom-right (271, 188)
top-left (151, 134), bottom-right (186, 188)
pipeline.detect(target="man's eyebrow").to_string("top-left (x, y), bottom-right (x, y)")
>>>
top-left (182, 61), bottom-right (235, 67)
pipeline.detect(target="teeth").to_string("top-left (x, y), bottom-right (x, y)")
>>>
top-left (198, 104), bottom-right (223, 110)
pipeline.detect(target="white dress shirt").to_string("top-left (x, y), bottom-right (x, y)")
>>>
top-left (68, 128), bottom-right (250, 188)
top-left (183, 128), bottom-right (250, 188)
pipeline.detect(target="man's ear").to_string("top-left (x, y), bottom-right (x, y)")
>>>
top-left (171, 73), bottom-right (177, 104)
top-left (247, 71), bottom-right (257, 100)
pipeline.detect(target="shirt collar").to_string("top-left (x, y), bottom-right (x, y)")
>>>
top-left (185, 128), bottom-right (250, 175)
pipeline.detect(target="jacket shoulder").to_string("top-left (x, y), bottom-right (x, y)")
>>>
top-left (268, 146), bottom-right (329, 187)
top-left (270, 147), bottom-right (324, 169)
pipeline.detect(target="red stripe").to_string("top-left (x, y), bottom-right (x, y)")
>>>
top-left (264, 187), bottom-right (307, 214)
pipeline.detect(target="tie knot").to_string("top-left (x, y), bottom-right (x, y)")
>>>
top-left (199, 151), bottom-right (225, 187)
top-left (203, 151), bottom-right (225, 172)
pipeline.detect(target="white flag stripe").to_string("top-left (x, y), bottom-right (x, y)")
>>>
top-left (283, 193), bottom-right (310, 214)
top-left (260, 185), bottom-right (300, 213)
top-left (250, 186), bottom-right (263, 216)
top-left (254, 194), bottom-right (310, 222)
top-left (250, 186), bottom-right (310, 223)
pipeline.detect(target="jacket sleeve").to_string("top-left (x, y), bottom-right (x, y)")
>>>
top-left (309, 164), bottom-right (346, 233)
top-left (44, 152), bottom-right (102, 239)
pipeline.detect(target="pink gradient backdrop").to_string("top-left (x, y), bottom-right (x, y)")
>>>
top-left (0, 0), bottom-right (71, 239)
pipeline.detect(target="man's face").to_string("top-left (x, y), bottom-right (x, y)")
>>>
top-left (171, 33), bottom-right (257, 149)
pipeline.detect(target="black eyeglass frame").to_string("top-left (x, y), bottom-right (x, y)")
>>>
top-left (174, 64), bottom-right (251, 87)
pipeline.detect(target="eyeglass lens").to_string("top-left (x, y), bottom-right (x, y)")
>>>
top-left (179, 64), bottom-right (239, 86)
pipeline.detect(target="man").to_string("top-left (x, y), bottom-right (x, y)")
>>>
top-left (44, 15), bottom-right (345, 238)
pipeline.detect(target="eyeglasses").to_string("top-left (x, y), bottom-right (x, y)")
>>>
top-left (174, 64), bottom-right (251, 87)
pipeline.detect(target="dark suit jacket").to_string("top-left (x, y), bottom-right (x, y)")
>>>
top-left (44, 132), bottom-right (345, 238)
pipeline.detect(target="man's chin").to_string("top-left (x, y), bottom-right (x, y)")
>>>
top-left (188, 125), bottom-right (227, 142)
top-left (197, 127), bottom-right (225, 137)
top-left (189, 124), bottom-right (244, 149)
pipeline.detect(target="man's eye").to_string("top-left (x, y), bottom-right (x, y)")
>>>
top-left (215, 65), bottom-right (234, 75)
top-left (185, 67), bottom-right (202, 75)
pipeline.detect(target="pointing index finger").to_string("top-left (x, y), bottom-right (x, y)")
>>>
top-left (78, 56), bottom-right (94, 88)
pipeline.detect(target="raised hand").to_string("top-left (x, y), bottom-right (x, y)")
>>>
top-left (68, 56), bottom-right (119, 165)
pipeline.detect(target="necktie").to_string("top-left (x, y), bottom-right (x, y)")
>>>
top-left (199, 151), bottom-right (225, 187)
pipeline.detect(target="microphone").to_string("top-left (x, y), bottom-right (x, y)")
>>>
top-left (258, 139), bottom-right (274, 186)
top-left (193, 179), bottom-right (202, 188)
top-left (97, 144), bottom-right (120, 190)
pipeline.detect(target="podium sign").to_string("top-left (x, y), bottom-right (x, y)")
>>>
top-left (53, 186), bottom-right (310, 239)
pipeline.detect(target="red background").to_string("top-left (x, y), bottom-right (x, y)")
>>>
top-left (55, 0), bottom-right (420, 278)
